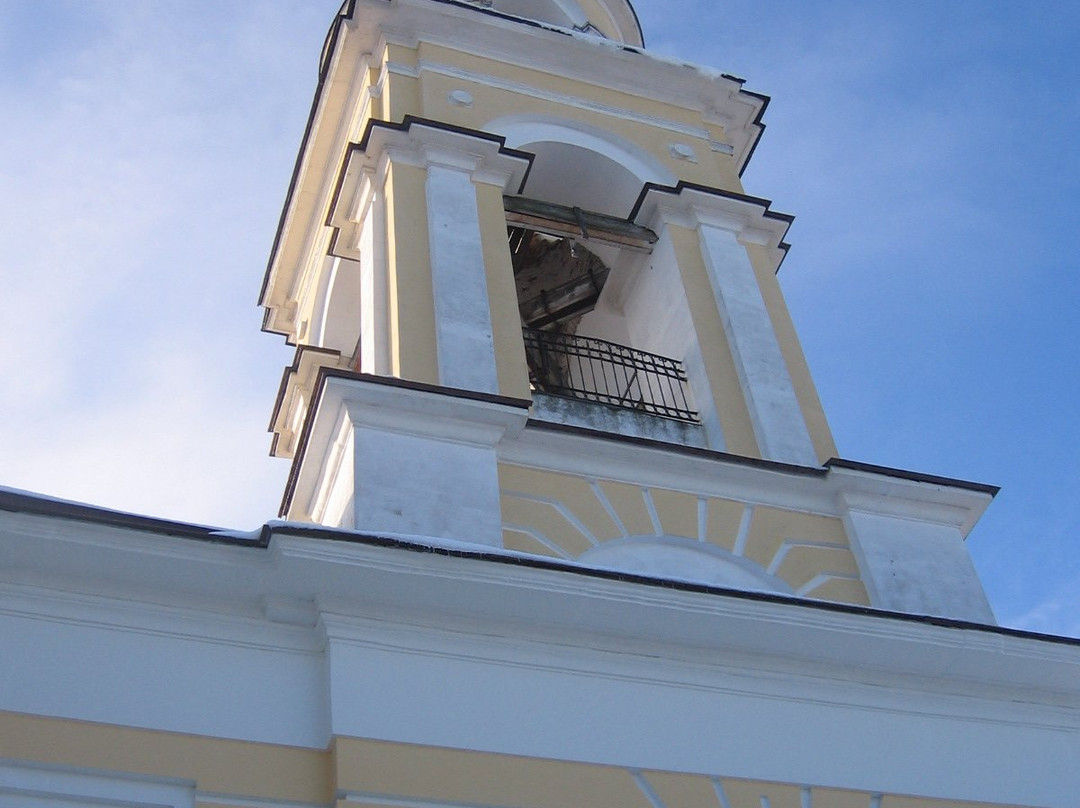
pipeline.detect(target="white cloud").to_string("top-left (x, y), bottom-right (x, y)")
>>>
top-left (0, 337), bottom-right (288, 529)
top-left (0, 2), bottom-right (324, 526)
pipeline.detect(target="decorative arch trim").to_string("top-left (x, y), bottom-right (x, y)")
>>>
top-left (579, 535), bottom-right (795, 594)
top-left (485, 115), bottom-right (678, 189)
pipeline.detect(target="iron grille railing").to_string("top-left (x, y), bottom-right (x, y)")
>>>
top-left (522, 327), bottom-right (698, 424)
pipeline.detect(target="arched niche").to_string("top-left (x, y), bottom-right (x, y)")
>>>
top-left (579, 536), bottom-right (794, 595)
top-left (315, 255), bottom-right (361, 355)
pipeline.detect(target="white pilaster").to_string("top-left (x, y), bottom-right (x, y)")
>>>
top-left (357, 170), bottom-right (391, 374)
top-left (841, 508), bottom-right (995, 623)
top-left (697, 224), bottom-right (816, 466)
top-left (425, 161), bottom-right (498, 393)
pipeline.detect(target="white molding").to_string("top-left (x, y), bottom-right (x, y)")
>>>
top-left (485, 115), bottom-right (677, 187)
top-left (635, 184), bottom-right (791, 264)
top-left (0, 761), bottom-right (194, 808)
top-left (832, 467), bottom-right (991, 534)
top-left (312, 593), bottom-right (1078, 803)
top-left (196, 793), bottom-right (328, 808)
top-left (500, 424), bottom-right (993, 527)
top-left (353, 122), bottom-right (531, 191)
top-left (0, 581), bottom-right (318, 654)
top-left (1, 500), bottom-right (1077, 803)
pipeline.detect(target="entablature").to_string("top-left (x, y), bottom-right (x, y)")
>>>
top-left (261, 0), bottom-right (770, 339)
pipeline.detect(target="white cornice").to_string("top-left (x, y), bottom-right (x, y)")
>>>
top-left (329, 121), bottom-right (531, 256)
top-left (410, 58), bottom-right (719, 144)
top-left (1, 499), bottom-right (1071, 703)
top-left (635, 184), bottom-right (791, 252)
top-left (349, 0), bottom-right (763, 159)
top-left (0, 579), bottom-right (319, 655)
top-left (2, 493), bottom-right (1078, 804)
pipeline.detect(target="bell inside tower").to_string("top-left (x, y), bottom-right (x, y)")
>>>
top-left (504, 193), bottom-right (696, 423)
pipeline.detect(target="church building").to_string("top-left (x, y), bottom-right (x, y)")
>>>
top-left (2, 1), bottom-right (1078, 807)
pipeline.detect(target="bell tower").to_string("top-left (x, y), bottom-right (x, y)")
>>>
top-left (260, 0), bottom-right (996, 623)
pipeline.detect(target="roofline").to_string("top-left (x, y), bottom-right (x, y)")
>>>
top-left (825, 457), bottom-right (1001, 497)
top-left (0, 486), bottom-right (247, 545)
top-left (425, 0), bottom-right (645, 48)
top-left (627, 179), bottom-right (793, 271)
top-left (0, 485), bottom-right (1067, 647)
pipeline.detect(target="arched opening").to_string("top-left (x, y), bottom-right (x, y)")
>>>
top-left (489, 118), bottom-right (704, 429)
top-left (521, 142), bottom-right (643, 219)
top-left (316, 256), bottom-right (361, 356)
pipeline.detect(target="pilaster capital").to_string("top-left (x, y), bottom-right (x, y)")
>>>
top-left (631, 181), bottom-right (792, 269)
top-left (327, 118), bottom-right (531, 257)
top-left (825, 460), bottom-right (996, 537)
top-left (346, 117), bottom-right (531, 205)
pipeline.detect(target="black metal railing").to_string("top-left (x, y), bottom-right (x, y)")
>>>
top-left (522, 327), bottom-right (698, 423)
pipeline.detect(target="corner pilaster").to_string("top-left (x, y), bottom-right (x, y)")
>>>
top-left (829, 462), bottom-right (997, 623)
top-left (287, 372), bottom-right (529, 544)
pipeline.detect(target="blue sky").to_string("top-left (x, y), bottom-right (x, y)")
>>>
top-left (1, 1), bottom-right (1077, 638)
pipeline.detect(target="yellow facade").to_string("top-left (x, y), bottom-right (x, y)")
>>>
top-left (0, 712), bottom-right (1024, 808)
top-left (498, 463), bottom-right (869, 605)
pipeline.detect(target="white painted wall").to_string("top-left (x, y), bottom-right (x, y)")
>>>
top-left (843, 508), bottom-right (996, 622)
top-left (0, 506), bottom-right (1073, 805)
top-left (349, 421), bottom-right (504, 542)
top-left (0, 592), bottom-right (328, 749)
top-left (293, 376), bottom-right (527, 543)
top-left (320, 606), bottom-right (1076, 808)
top-left (619, 231), bottom-right (724, 448)
top-left (318, 256), bottom-right (362, 355)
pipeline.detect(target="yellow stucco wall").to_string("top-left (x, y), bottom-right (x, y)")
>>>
top-left (395, 43), bottom-right (743, 193)
top-left (0, 712), bottom-right (1021, 808)
top-left (384, 161), bottom-right (439, 385)
top-left (0, 712), bottom-right (332, 805)
top-left (498, 463), bottom-right (870, 606)
top-left (667, 225), bottom-right (760, 457)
